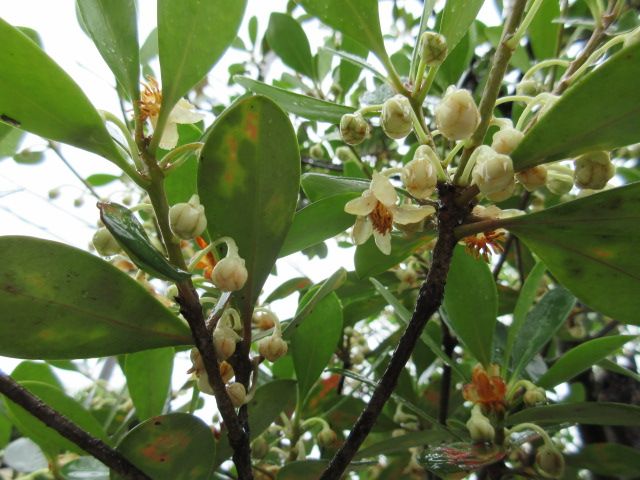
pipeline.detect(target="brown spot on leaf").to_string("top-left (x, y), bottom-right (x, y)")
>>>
top-left (245, 111), bottom-right (258, 141)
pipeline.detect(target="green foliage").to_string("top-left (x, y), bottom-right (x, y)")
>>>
top-left (124, 347), bottom-right (174, 420)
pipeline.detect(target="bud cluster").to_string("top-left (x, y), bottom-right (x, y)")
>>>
top-left (256, 309), bottom-right (288, 362)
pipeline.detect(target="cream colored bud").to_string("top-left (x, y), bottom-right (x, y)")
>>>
top-left (340, 113), bottom-right (370, 145)
top-left (258, 335), bottom-right (288, 362)
top-left (212, 326), bottom-right (241, 360)
top-left (252, 309), bottom-right (277, 330)
top-left (516, 165), bottom-right (547, 191)
top-left (574, 151), bottom-right (615, 190)
top-left (486, 179), bottom-right (516, 202)
top-left (535, 445), bottom-right (565, 478)
top-left (419, 32), bottom-right (448, 66)
top-left (92, 228), bottom-right (121, 256)
top-left (492, 127), bottom-right (524, 155)
top-left (317, 427), bottom-right (338, 448)
top-left (466, 416), bottom-right (495, 443)
top-left (401, 145), bottom-right (439, 199)
top-left (226, 382), bottom-right (246, 407)
top-left (516, 79), bottom-right (543, 97)
top-left (435, 87), bottom-right (480, 140)
top-left (471, 146), bottom-right (515, 195)
top-left (546, 165), bottom-right (574, 195)
top-left (381, 95), bottom-right (413, 139)
top-left (211, 256), bottom-right (248, 292)
top-left (168, 194), bottom-right (207, 239)
top-left (523, 386), bottom-right (547, 406)
top-left (352, 352), bottom-right (365, 365)
top-left (219, 361), bottom-right (235, 383)
top-left (197, 373), bottom-right (215, 395)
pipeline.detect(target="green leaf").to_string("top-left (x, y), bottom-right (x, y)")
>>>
top-left (355, 429), bottom-right (453, 460)
top-left (198, 95), bottom-right (300, 318)
top-left (278, 460), bottom-right (328, 480)
top-left (98, 202), bottom-right (190, 282)
top-left (0, 236), bottom-right (191, 359)
top-left (124, 347), bottom-right (174, 421)
top-left (355, 233), bottom-right (435, 279)
top-left (537, 335), bottom-right (636, 389)
top-left (86, 173), bottom-right (120, 187)
top-left (297, 0), bottom-right (387, 61)
top-left (248, 16), bottom-right (258, 45)
top-left (13, 150), bottom-right (44, 165)
top-left (320, 46), bottom-right (386, 82)
top-left (597, 358), bottom-right (640, 383)
top-left (528, 0), bottom-right (561, 60)
top-left (280, 193), bottom-right (358, 257)
top-left (157, 0), bottom-right (246, 121)
top-left (512, 43), bottom-right (640, 170)
top-left (11, 361), bottom-right (62, 390)
top-left (234, 76), bottom-right (355, 123)
top-left (4, 381), bottom-right (108, 456)
top-left (0, 125), bottom-right (25, 159)
top-left (113, 413), bottom-right (215, 480)
top-left (566, 443), bottom-right (640, 478)
top-left (75, 0), bottom-right (140, 101)
top-left (301, 173), bottom-right (369, 201)
top-left (443, 246), bottom-right (497, 367)
top-left (502, 183), bottom-right (640, 325)
top-left (505, 402), bottom-right (640, 427)
top-left (511, 287), bottom-right (575, 379)
top-left (267, 13), bottom-right (315, 78)
top-left (0, 19), bottom-right (126, 168)
top-left (140, 27), bottom-right (158, 65)
top-left (264, 277), bottom-right (312, 304)
top-left (292, 291), bottom-right (343, 402)
top-left (439, 0), bottom-right (484, 54)
top-left (61, 457), bottom-right (109, 480)
top-left (0, 412), bottom-right (12, 449)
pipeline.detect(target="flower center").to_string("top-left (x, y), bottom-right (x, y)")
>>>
top-left (370, 201), bottom-right (393, 235)
top-left (139, 76), bottom-right (163, 122)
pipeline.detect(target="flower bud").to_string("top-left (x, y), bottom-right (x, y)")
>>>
top-left (574, 151), bottom-right (615, 190)
top-left (546, 165), bottom-right (574, 195)
top-left (471, 146), bottom-right (515, 196)
top-left (535, 445), bottom-right (565, 478)
top-left (74, 197), bottom-right (84, 208)
top-left (381, 95), bottom-right (413, 139)
top-left (516, 165), bottom-right (547, 192)
top-left (340, 113), bottom-right (370, 145)
top-left (169, 194), bottom-right (207, 239)
top-left (466, 415), bottom-right (495, 443)
top-left (523, 386), bottom-right (547, 406)
top-left (258, 335), bottom-right (288, 362)
top-left (190, 347), bottom-right (204, 375)
top-left (335, 146), bottom-right (358, 163)
top-left (48, 188), bottom-right (60, 200)
top-left (211, 256), bottom-right (248, 292)
top-left (213, 326), bottom-right (241, 360)
top-left (92, 228), bottom-right (121, 256)
top-left (226, 382), bottom-right (246, 407)
top-left (252, 436), bottom-right (269, 459)
top-left (252, 309), bottom-right (277, 330)
top-left (197, 373), bottom-right (215, 395)
top-left (435, 87), bottom-right (480, 140)
top-left (419, 32), bottom-right (448, 66)
top-left (317, 427), bottom-right (338, 448)
top-left (309, 143), bottom-right (324, 160)
top-left (491, 127), bottom-right (524, 155)
top-left (219, 361), bottom-right (235, 383)
top-left (401, 145), bottom-right (438, 199)
top-left (516, 79), bottom-right (543, 97)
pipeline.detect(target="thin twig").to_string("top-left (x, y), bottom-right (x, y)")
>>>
top-left (0, 372), bottom-right (150, 480)
top-left (48, 142), bottom-right (101, 200)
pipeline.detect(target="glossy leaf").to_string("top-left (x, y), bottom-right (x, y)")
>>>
top-left (264, 277), bottom-right (312, 303)
top-left (113, 413), bottom-right (215, 480)
top-left (598, 358), bottom-right (640, 383)
top-left (198, 95), bottom-right (300, 318)
top-left (0, 19), bottom-right (126, 168)
top-left (0, 124), bottom-right (25, 159)
top-left (502, 183), bottom-right (640, 325)
top-left (0, 413), bottom-right (11, 449)
top-left (280, 193), bottom-right (358, 257)
top-left (292, 291), bottom-right (343, 402)
top-left (355, 429), bottom-right (453, 460)
top-left (528, 0), bottom-right (560, 60)
top-left (124, 347), bottom-right (174, 421)
top-left (99, 202), bottom-right (190, 282)
top-left (512, 43), bottom-right (640, 170)
top-left (11, 361), bottom-right (62, 390)
top-left (76, 0), bottom-right (140, 100)
top-left (355, 232), bottom-right (435, 279)
top-left (157, 0), bottom-right (246, 123)
top-left (443, 246), bottom-right (498, 367)
top-left (234, 76), bottom-right (354, 123)
top-left (267, 13), bottom-right (314, 78)
top-left (439, 0), bottom-right (484, 54)
top-left (61, 457), bottom-right (109, 480)
top-left (4, 381), bottom-right (108, 456)
top-left (566, 443), bottom-right (640, 478)
top-left (86, 173), bottom-right (120, 187)
top-left (538, 335), bottom-right (636, 389)
top-left (301, 173), bottom-right (369, 202)
top-left (0, 236), bottom-right (191, 359)
top-left (505, 402), bottom-right (640, 427)
top-left (511, 287), bottom-right (575, 378)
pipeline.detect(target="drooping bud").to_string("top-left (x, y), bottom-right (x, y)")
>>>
top-left (546, 164), bottom-right (574, 195)
top-left (340, 113), bottom-right (370, 145)
top-left (470, 146), bottom-right (515, 196)
top-left (466, 414), bottom-right (495, 443)
top-left (516, 165), bottom-right (547, 192)
top-left (197, 373), bottom-right (215, 395)
top-left (252, 436), bottom-right (269, 459)
top-left (486, 181), bottom-right (516, 202)
top-left (92, 228), bottom-right (121, 256)
top-left (219, 361), bottom-right (235, 383)
top-left (523, 386), bottom-right (547, 406)
top-left (258, 335), bottom-right (288, 362)
top-left (491, 127), bottom-right (524, 155)
top-left (435, 87), bottom-right (480, 141)
top-left (309, 143), bottom-right (324, 160)
top-left (574, 151), bottom-right (615, 190)
top-left (535, 445), bottom-right (565, 478)
top-left (211, 256), bottom-right (248, 292)
top-left (381, 95), bottom-right (413, 139)
top-left (252, 309), bottom-right (277, 330)
top-left (48, 188), bottom-right (60, 200)
top-left (401, 145), bottom-right (438, 199)
top-left (335, 146), bottom-right (358, 163)
top-left (168, 194), bottom-right (207, 239)
top-left (226, 382), bottom-right (246, 407)
top-left (516, 79), bottom-right (543, 97)
top-left (316, 427), bottom-right (338, 448)
top-left (212, 326), bottom-right (241, 360)
top-left (419, 32), bottom-right (448, 66)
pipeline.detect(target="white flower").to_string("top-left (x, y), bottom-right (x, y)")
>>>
top-left (154, 99), bottom-right (204, 150)
top-left (401, 145), bottom-right (439, 199)
top-left (471, 146), bottom-right (514, 195)
top-left (435, 87), bottom-right (480, 141)
top-left (344, 172), bottom-right (435, 255)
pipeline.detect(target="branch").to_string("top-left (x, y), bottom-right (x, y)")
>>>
top-left (0, 372), bottom-right (150, 480)
top-left (438, 321), bottom-right (456, 425)
top-left (319, 184), bottom-right (472, 480)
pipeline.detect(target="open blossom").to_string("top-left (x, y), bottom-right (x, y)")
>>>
top-left (463, 364), bottom-right (506, 412)
top-left (344, 172), bottom-right (435, 255)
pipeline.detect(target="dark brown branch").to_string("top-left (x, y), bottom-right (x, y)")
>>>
top-left (0, 372), bottom-right (150, 480)
top-left (319, 184), bottom-right (472, 479)
top-left (438, 322), bottom-right (456, 425)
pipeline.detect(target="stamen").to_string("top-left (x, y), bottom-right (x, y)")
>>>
top-left (370, 202), bottom-right (393, 235)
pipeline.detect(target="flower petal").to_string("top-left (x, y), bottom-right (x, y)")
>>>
top-left (373, 230), bottom-right (392, 255)
top-left (170, 98), bottom-right (205, 124)
top-left (344, 191), bottom-right (376, 216)
top-left (371, 171), bottom-right (397, 206)
top-left (159, 121), bottom-right (180, 150)
top-left (392, 204), bottom-right (435, 224)
top-left (352, 216), bottom-right (373, 245)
